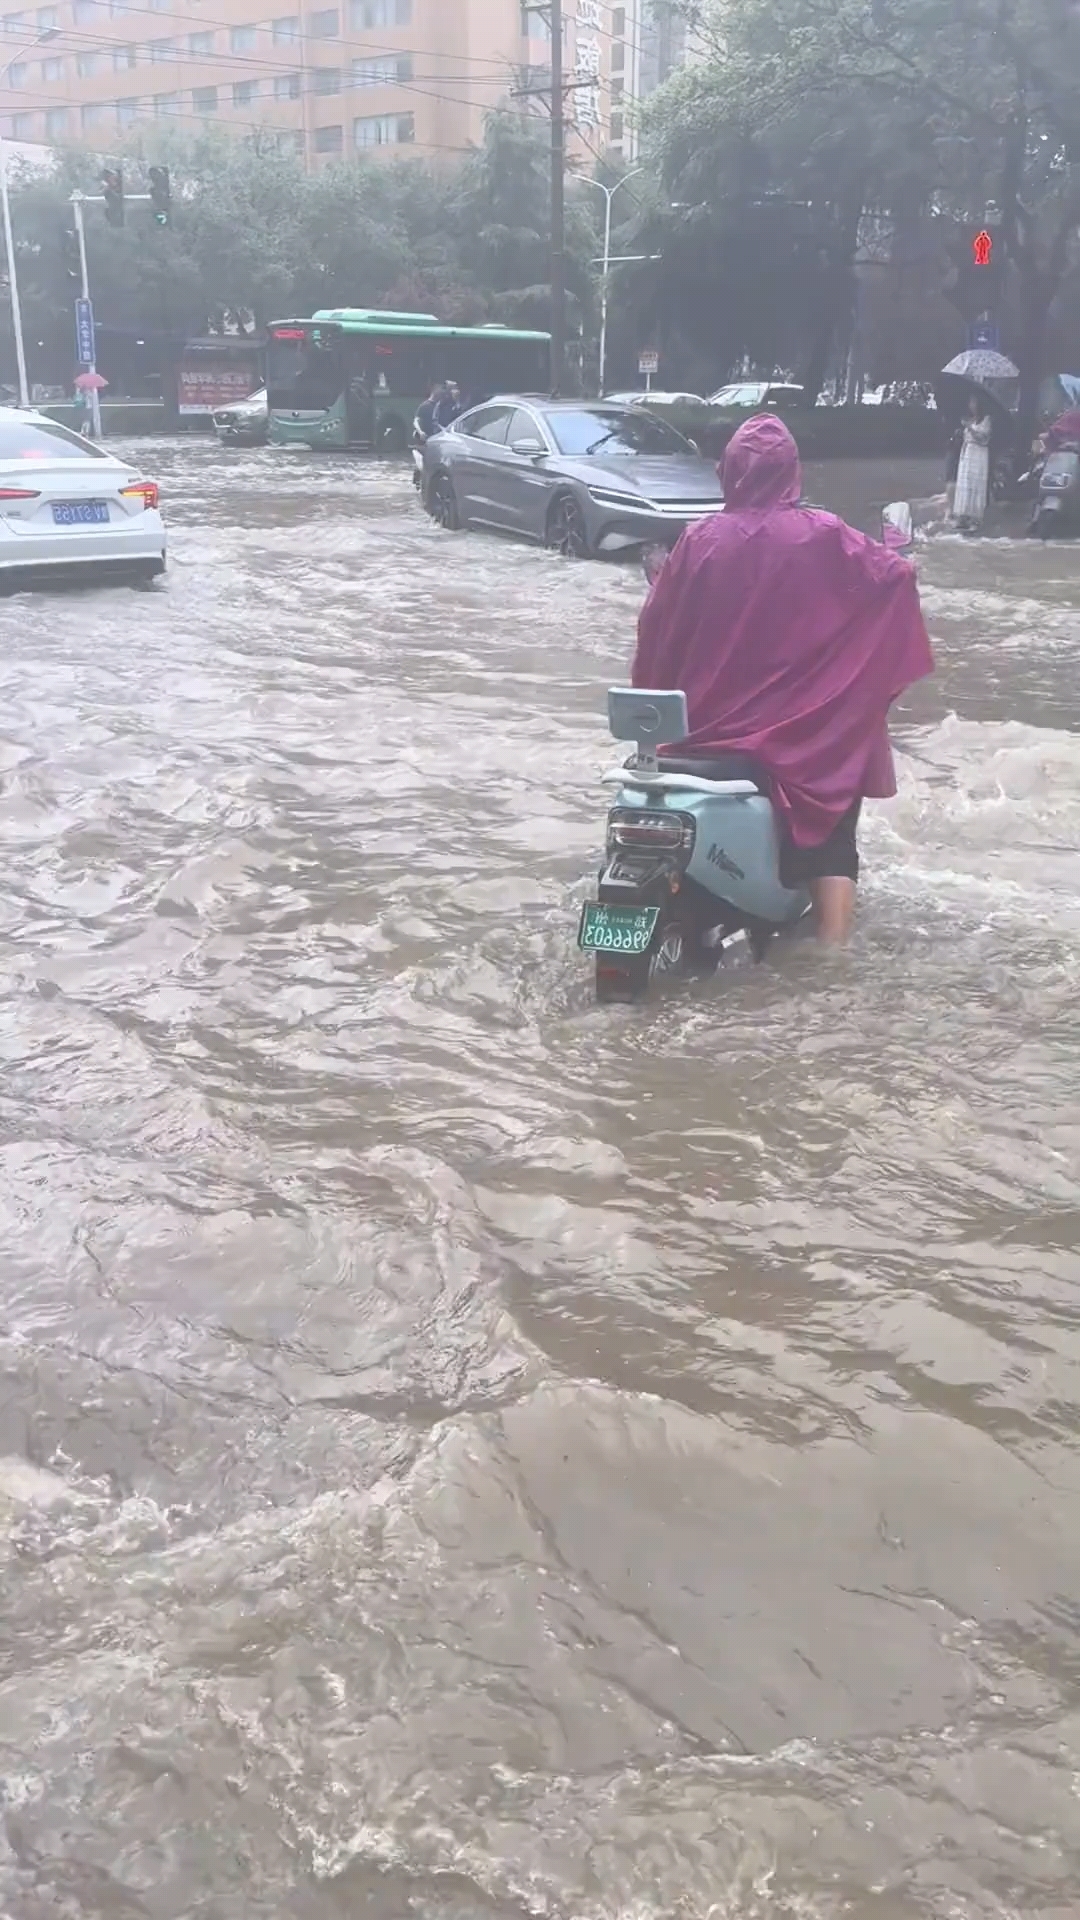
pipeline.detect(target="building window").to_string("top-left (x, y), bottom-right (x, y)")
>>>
top-left (6, 59), bottom-right (25, 83)
top-left (314, 121), bottom-right (342, 151)
top-left (35, 3), bottom-right (57, 23)
top-left (350, 0), bottom-right (408, 26)
top-left (229, 23), bottom-right (255, 50)
top-left (354, 109), bottom-right (413, 146)
top-left (40, 52), bottom-right (62, 77)
top-left (313, 64), bottom-right (341, 91)
top-left (273, 70), bottom-right (300, 98)
top-left (610, 39), bottom-right (623, 68)
top-left (11, 110), bottom-right (35, 138)
top-left (610, 76), bottom-right (623, 99)
top-left (609, 109), bottom-right (623, 141)
top-left (271, 12), bottom-right (299, 38)
top-left (149, 37), bottom-right (175, 60)
top-left (44, 105), bottom-right (68, 137)
top-left (188, 30), bottom-right (213, 52)
top-left (612, 5), bottom-right (625, 30)
top-left (71, 0), bottom-right (98, 19)
top-left (153, 90), bottom-right (180, 113)
top-left (1, 9), bottom-right (28, 27)
top-left (284, 127), bottom-right (305, 152)
top-left (352, 52), bottom-right (411, 84)
top-left (232, 78), bottom-right (259, 105)
top-left (310, 6), bottom-right (337, 32)
top-left (192, 84), bottom-right (218, 112)
top-left (80, 100), bottom-right (105, 127)
top-left (115, 95), bottom-right (138, 125)
top-left (76, 50), bottom-right (101, 74)
top-left (112, 41), bottom-right (135, 67)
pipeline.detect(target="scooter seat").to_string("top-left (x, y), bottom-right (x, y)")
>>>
top-left (656, 751), bottom-right (769, 791)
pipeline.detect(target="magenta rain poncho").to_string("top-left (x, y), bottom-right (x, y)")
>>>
top-left (633, 414), bottom-right (934, 847)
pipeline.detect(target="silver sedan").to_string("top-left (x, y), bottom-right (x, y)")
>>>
top-left (421, 398), bottom-right (724, 557)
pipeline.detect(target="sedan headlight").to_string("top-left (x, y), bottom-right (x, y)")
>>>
top-left (588, 484), bottom-right (653, 510)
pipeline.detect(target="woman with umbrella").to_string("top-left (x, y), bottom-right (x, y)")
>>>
top-left (935, 350), bottom-right (1019, 530)
top-left (953, 391), bottom-right (993, 528)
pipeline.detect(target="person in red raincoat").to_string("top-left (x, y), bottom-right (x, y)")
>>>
top-left (633, 414), bottom-right (935, 943)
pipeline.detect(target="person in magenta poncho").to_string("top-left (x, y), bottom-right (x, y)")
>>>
top-left (633, 414), bottom-right (934, 944)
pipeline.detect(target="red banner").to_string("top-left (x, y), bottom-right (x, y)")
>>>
top-left (177, 364), bottom-right (259, 415)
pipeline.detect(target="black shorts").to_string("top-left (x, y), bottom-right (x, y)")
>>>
top-left (779, 801), bottom-right (862, 887)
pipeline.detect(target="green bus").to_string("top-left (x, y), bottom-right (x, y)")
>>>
top-left (266, 308), bottom-right (552, 452)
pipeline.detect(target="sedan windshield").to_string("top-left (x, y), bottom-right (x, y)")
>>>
top-left (542, 408), bottom-right (692, 457)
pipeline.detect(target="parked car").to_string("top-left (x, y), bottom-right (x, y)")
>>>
top-left (421, 397), bottom-right (725, 557)
top-left (708, 381), bottom-right (807, 409)
top-left (603, 389), bottom-right (707, 408)
top-left (0, 408), bottom-right (165, 590)
top-left (213, 385), bottom-right (268, 446)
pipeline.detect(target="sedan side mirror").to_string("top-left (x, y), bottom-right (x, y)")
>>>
top-left (511, 437), bottom-right (545, 458)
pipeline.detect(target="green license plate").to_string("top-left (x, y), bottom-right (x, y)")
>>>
top-left (577, 902), bottom-right (660, 954)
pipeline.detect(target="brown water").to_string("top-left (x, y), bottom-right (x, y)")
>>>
top-left (1, 443), bottom-right (1079, 1919)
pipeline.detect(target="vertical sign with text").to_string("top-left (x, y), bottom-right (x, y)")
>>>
top-left (74, 297), bottom-right (95, 367)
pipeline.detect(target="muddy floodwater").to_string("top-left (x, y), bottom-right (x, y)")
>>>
top-left (1, 441), bottom-right (1080, 1919)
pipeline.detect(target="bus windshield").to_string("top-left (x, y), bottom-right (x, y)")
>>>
top-left (266, 326), bottom-right (342, 410)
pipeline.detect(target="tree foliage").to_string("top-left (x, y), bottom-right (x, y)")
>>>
top-left (636, 0), bottom-right (1080, 413)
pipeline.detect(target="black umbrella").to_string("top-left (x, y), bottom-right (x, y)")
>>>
top-left (933, 371), bottom-right (1013, 426)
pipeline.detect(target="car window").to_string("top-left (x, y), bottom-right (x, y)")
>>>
top-left (0, 416), bottom-right (109, 459)
top-left (542, 408), bottom-right (693, 457)
top-left (457, 405), bottom-right (514, 444)
top-left (506, 408), bottom-right (545, 447)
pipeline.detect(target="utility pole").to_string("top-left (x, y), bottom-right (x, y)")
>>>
top-left (549, 0), bottom-right (565, 394)
top-left (71, 196), bottom-right (102, 439)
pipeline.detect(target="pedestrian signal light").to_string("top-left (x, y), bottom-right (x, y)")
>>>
top-left (973, 229), bottom-right (993, 266)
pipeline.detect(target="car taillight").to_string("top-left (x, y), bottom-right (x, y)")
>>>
top-left (120, 480), bottom-right (159, 510)
top-left (606, 809), bottom-right (695, 852)
top-left (0, 487), bottom-right (40, 500)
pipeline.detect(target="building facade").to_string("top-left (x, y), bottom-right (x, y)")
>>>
top-left (0, 0), bottom-right (627, 166)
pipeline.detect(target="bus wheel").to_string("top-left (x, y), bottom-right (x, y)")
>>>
top-left (428, 471), bottom-right (461, 531)
top-left (379, 417), bottom-right (407, 456)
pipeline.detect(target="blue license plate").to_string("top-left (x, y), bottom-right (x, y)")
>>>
top-left (52, 500), bottom-right (109, 525)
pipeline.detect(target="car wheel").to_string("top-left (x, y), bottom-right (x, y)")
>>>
top-left (428, 470), bottom-right (461, 531)
top-left (545, 491), bottom-right (591, 558)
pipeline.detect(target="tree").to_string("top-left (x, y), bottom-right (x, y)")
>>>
top-left (648, 0), bottom-right (1080, 423)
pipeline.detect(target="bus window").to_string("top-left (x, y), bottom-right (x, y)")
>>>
top-left (267, 327), bottom-right (342, 409)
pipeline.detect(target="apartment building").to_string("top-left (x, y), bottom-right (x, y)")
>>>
top-left (0, 0), bottom-right (622, 166)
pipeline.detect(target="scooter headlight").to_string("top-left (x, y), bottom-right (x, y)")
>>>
top-left (606, 809), bottom-right (695, 853)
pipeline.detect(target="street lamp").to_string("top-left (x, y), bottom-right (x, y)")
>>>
top-left (576, 166), bottom-right (645, 394)
top-left (0, 25), bottom-right (59, 406)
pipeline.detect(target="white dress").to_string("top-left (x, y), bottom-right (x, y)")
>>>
top-left (953, 416), bottom-right (991, 524)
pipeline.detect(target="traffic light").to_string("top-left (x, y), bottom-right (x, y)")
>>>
top-left (61, 224), bottom-right (81, 281)
top-left (101, 166), bottom-right (124, 228)
top-left (148, 165), bottom-right (170, 228)
top-left (943, 229), bottom-right (1003, 321)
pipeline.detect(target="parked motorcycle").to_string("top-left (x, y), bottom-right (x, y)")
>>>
top-left (1028, 444), bottom-right (1080, 537)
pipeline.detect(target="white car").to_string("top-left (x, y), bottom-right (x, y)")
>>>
top-left (708, 381), bottom-right (806, 408)
top-left (0, 409), bottom-right (165, 590)
top-left (604, 389), bottom-right (706, 407)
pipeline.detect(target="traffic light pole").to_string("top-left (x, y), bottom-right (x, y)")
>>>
top-left (70, 195), bottom-right (102, 440)
top-left (69, 187), bottom-right (153, 439)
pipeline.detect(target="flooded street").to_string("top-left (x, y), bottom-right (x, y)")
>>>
top-left (2, 438), bottom-right (1080, 1918)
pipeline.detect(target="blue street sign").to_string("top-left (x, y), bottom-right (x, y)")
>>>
top-left (969, 314), bottom-right (999, 350)
top-left (74, 296), bottom-right (95, 366)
